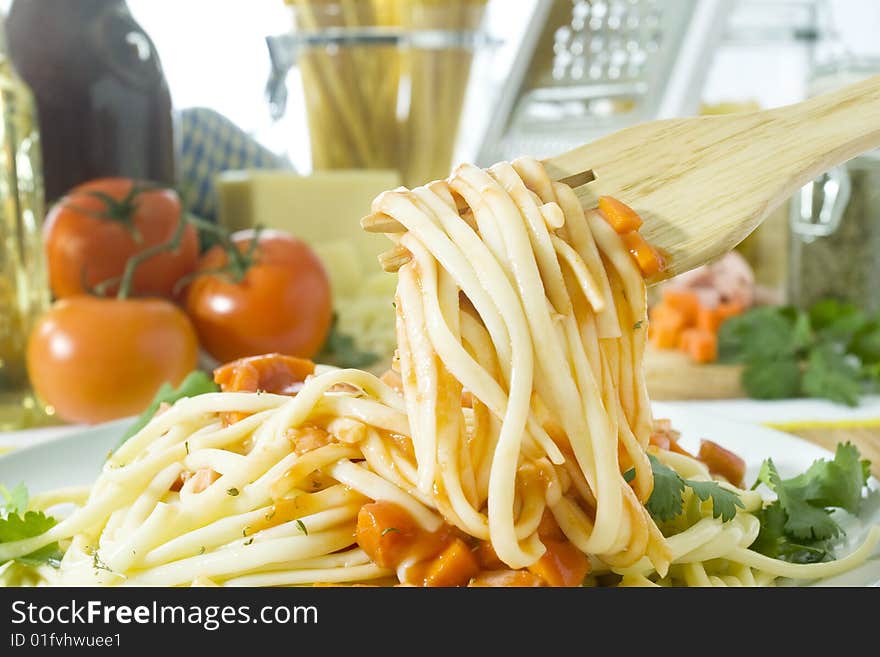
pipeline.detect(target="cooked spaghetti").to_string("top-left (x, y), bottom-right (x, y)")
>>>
top-left (1, 158), bottom-right (877, 587)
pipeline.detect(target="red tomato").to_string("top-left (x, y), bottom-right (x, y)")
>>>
top-left (185, 229), bottom-right (333, 363)
top-left (44, 178), bottom-right (199, 299)
top-left (27, 296), bottom-right (199, 424)
top-left (698, 440), bottom-right (747, 488)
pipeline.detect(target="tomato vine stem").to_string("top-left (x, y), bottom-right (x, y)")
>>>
top-left (115, 210), bottom-right (189, 300)
top-left (186, 215), bottom-right (265, 284)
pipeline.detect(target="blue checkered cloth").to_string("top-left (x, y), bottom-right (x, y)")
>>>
top-left (178, 107), bottom-right (290, 222)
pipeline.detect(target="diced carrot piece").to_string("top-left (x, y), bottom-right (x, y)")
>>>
top-left (650, 322), bottom-right (682, 350)
top-left (355, 502), bottom-right (423, 569)
top-left (356, 501), bottom-right (453, 579)
top-left (715, 301), bottom-right (745, 325)
top-left (214, 354), bottom-right (316, 423)
top-left (214, 353), bottom-right (315, 395)
top-left (288, 425), bottom-right (334, 455)
top-left (662, 289), bottom-right (700, 325)
top-left (423, 538), bottom-right (481, 587)
top-left (679, 328), bottom-right (718, 364)
top-left (537, 509), bottom-right (565, 540)
top-left (649, 304), bottom-right (686, 330)
top-left (598, 196), bottom-right (644, 233)
top-left (527, 539), bottom-right (590, 587)
top-left (468, 570), bottom-right (546, 587)
top-left (698, 439), bottom-right (746, 488)
top-left (696, 305), bottom-right (721, 333)
top-left (621, 231), bottom-right (665, 277)
top-left (474, 540), bottom-right (505, 570)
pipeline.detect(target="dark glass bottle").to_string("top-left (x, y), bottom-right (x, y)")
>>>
top-left (6, 0), bottom-right (175, 202)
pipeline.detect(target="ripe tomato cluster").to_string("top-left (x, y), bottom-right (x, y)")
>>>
top-left (28, 178), bottom-right (332, 424)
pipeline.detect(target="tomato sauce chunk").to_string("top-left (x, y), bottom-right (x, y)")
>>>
top-left (527, 539), bottom-right (591, 587)
top-left (698, 439), bottom-right (746, 488)
top-left (214, 353), bottom-right (315, 395)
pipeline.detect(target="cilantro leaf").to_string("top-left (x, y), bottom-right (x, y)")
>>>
top-left (751, 444), bottom-right (872, 562)
top-left (718, 307), bottom-right (800, 363)
top-left (717, 301), bottom-right (880, 405)
top-left (0, 483), bottom-right (28, 516)
top-left (777, 443), bottom-right (868, 515)
top-left (741, 356), bottom-right (802, 400)
top-left (802, 344), bottom-right (862, 407)
top-left (686, 480), bottom-right (744, 522)
top-left (0, 510), bottom-right (62, 568)
top-left (750, 501), bottom-right (787, 559)
top-left (118, 370), bottom-right (220, 447)
top-left (809, 299), bottom-right (866, 341)
top-left (645, 455), bottom-right (686, 521)
top-left (315, 314), bottom-right (379, 369)
top-left (757, 458), bottom-right (840, 541)
top-left (849, 317), bottom-right (880, 365)
top-left (752, 501), bottom-right (833, 564)
top-left (645, 456), bottom-right (742, 523)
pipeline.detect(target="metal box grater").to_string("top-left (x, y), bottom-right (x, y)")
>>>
top-left (477, 0), bottom-right (731, 164)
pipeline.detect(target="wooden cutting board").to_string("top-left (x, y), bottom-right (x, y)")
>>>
top-left (645, 346), bottom-right (745, 400)
top-left (768, 422), bottom-right (880, 478)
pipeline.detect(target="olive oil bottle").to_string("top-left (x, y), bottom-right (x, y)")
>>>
top-left (0, 14), bottom-right (50, 431)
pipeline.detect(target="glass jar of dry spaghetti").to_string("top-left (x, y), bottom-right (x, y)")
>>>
top-left (266, 0), bottom-right (489, 186)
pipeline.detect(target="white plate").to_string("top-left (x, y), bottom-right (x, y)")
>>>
top-left (0, 403), bottom-right (877, 586)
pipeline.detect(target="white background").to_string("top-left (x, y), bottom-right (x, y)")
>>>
top-left (126, 0), bottom-right (880, 166)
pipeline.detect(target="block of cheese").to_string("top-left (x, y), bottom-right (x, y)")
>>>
top-left (216, 169), bottom-right (401, 283)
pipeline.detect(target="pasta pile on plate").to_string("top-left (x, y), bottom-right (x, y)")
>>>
top-left (1, 158), bottom-right (877, 587)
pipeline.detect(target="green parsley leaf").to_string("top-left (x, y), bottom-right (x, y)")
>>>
top-left (623, 468), bottom-right (636, 483)
top-left (773, 443), bottom-right (868, 516)
top-left (756, 458), bottom-right (839, 540)
top-left (686, 480), bottom-right (744, 522)
top-left (645, 456), bottom-right (743, 523)
top-left (750, 500), bottom-right (787, 559)
top-left (645, 456), bottom-right (686, 521)
top-left (741, 356), bottom-right (802, 400)
top-left (315, 314), bottom-right (379, 369)
top-left (226, 488), bottom-right (240, 497)
top-left (716, 301), bottom-right (880, 405)
top-left (718, 307), bottom-right (800, 363)
top-left (809, 299), bottom-right (866, 341)
top-left (0, 483), bottom-right (28, 516)
top-left (850, 320), bottom-right (880, 365)
top-left (118, 371), bottom-right (219, 447)
top-left (0, 510), bottom-right (63, 567)
top-left (751, 501), bottom-right (833, 564)
top-left (802, 343), bottom-right (862, 407)
top-left (296, 519), bottom-right (308, 535)
top-left (751, 444), bottom-right (871, 563)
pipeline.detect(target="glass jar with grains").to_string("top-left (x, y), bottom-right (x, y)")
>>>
top-left (788, 58), bottom-right (880, 313)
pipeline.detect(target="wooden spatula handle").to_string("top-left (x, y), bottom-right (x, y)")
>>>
top-left (544, 74), bottom-right (880, 279)
top-left (762, 74), bottom-right (880, 199)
